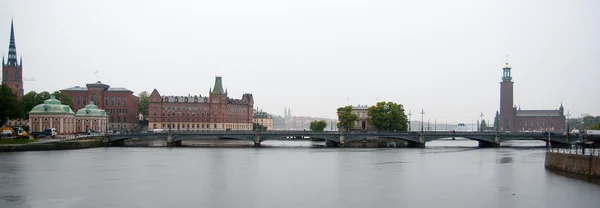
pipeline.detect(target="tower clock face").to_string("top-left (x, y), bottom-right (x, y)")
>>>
top-left (91, 93), bottom-right (99, 105)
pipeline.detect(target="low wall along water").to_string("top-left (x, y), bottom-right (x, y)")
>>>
top-left (545, 152), bottom-right (600, 183)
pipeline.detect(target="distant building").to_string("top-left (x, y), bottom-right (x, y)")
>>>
top-left (253, 111), bottom-right (274, 130)
top-left (351, 105), bottom-right (371, 130)
top-left (74, 101), bottom-right (109, 133)
top-left (497, 61), bottom-right (566, 132)
top-left (2, 19), bottom-right (24, 98)
top-left (28, 96), bottom-right (109, 134)
top-left (148, 76), bottom-right (254, 131)
top-left (61, 81), bottom-right (140, 132)
top-left (28, 96), bottom-right (76, 134)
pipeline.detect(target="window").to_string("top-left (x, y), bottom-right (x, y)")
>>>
top-left (83, 96), bottom-right (87, 105)
top-left (111, 96), bottom-right (115, 105)
top-left (15, 71), bottom-right (18, 80)
top-left (154, 112), bottom-right (156, 117)
top-left (76, 96), bottom-right (81, 105)
top-left (104, 96), bottom-right (108, 106)
top-left (117, 97), bottom-right (121, 105)
top-left (124, 97), bottom-right (127, 105)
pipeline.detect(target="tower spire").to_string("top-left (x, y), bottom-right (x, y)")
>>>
top-left (7, 18), bottom-right (17, 66)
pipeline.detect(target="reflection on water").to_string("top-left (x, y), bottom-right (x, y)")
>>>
top-left (0, 140), bottom-right (599, 208)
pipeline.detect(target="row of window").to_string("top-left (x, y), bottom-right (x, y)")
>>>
top-left (152, 111), bottom-right (247, 118)
top-left (108, 108), bottom-right (128, 114)
top-left (3, 71), bottom-right (19, 81)
top-left (110, 116), bottom-right (128, 123)
top-left (154, 123), bottom-right (250, 129)
top-left (98, 96), bottom-right (127, 106)
top-left (519, 121), bottom-right (555, 127)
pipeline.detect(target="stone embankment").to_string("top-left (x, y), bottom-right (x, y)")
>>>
top-left (545, 151), bottom-right (600, 184)
top-left (0, 137), bottom-right (105, 152)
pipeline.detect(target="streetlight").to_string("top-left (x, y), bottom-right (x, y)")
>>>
top-left (420, 109), bottom-right (425, 132)
top-left (479, 112), bottom-right (484, 132)
top-left (566, 111), bottom-right (570, 133)
top-left (408, 111), bottom-right (412, 132)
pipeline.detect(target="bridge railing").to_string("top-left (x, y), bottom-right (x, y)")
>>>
top-left (548, 146), bottom-right (599, 157)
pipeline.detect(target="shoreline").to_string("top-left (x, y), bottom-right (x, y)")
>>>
top-left (0, 137), bottom-right (106, 152)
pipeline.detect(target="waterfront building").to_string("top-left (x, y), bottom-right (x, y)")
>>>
top-left (2, 19), bottom-right (24, 98)
top-left (74, 101), bottom-right (109, 133)
top-left (148, 76), bottom-right (254, 131)
top-left (253, 111), bottom-right (274, 131)
top-left (497, 61), bottom-right (566, 132)
top-left (28, 96), bottom-right (76, 134)
top-left (61, 81), bottom-right (139, 132)
top-left (351, 105), bottom-right (371, 130)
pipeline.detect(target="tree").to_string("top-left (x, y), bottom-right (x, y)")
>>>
top-left (337, 105), bottom-right (358, 131)
top-left (310, 120), bottom-right (327, 132)
top-left (17, 91), bottom-right (38, 118)
top-left (0, 85), bottom-right (20, 125)
top-left (52, 91), bottom-right (74, 110)
top-left (367, 101), bottom-right (408, 131)
top-left (587, 122), bottom-right (600, 130)
top-left (493, 111), bottom-right (500, 131)
top-left (480, 120), bottom-right (488, 132)
top-left (253, 122), bottom-right (267, 131)
top-left (138, 91), bottom-right (149, 121)
top-left (34, 91), bottom-right (51, 105)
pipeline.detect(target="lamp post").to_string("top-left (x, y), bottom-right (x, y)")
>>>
top-left (408, 111), bottom-right (412, 132)
top-left (420, 109), bottom-right (425, 132)
top-left (479, 112), bottom-right (484, 132)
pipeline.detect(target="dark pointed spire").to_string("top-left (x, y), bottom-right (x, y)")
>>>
top-left (7, 18), bottom-right (17, 66)
top-left (19, 56), bottom-right (22, 66)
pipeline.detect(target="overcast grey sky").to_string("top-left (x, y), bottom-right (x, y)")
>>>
top-left (1, 0), bottom-right (598, 122)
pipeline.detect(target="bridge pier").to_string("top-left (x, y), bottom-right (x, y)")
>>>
top-left (407, 141), bottom-right (425, 148)
top-left (339, 135), bottom-right (345, 147)
top-left (166, 134), bottom-right (181, 147)
top-left (478, 141), bottom-right (500, 148)
top-left (254, 132), bottom-right (261, 147)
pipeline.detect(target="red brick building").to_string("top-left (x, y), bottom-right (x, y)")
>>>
top-left (2, 19), bottom-right (24, 98)
top-left (148, 76), bottom-right (254, 131)
top-left (497, 61), bottom-right (566, 132)
top-left (61, 81), bottom-right (139, 132)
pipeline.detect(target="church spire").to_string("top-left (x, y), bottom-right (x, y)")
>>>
top-left (7, 18), bottom-right (18, 66)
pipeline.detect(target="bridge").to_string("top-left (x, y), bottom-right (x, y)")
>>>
top-left (106, 130), bottom-right (592, 148)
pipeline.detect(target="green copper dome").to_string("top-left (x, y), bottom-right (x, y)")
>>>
top-left (75, 101), bottom-right (108, 117)
top-left (29, 95), bottom-right (75, 115)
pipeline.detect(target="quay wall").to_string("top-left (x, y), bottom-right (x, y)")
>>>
top-left (545, 152), bottom-right (600, 179)
top-left (0, 137), bottom-right (105, 152)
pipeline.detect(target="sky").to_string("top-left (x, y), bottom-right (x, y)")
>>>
top-left (1, 0), bottom-right (599, 123)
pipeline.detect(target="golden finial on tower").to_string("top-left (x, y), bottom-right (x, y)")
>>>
top-left (504, 54), bottom-right (510, 67)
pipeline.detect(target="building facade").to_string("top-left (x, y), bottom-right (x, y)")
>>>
top-left (74, 101), bottom-right (109, 133)
top-left (497, 61), bottom-right (566, 132)
top-left (253, 111), bottom-right (274, 131)
top-left (2, 19), bottom-right (24, 98)
top-left (28, 96), bottom-right (76, 134)
top-left (351, 105), bottom-right (371, 130)
top-left (61, 81), bottom-right (139, 132)
top-left (148, 76), bottom-right (254, 131)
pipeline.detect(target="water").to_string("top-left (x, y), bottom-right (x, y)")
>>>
top-left (1, 140), bottom-right (599, 208)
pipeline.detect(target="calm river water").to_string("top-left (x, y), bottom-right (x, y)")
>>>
top-left (0, 140), bottom-right (599, 208)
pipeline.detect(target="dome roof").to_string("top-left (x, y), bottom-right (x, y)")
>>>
top-left (29, 96), bottom-right (75, 115)
top-left (75, 101), bottom-right (108, 117)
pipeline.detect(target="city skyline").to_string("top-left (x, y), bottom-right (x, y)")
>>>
top-left (1, 0), bottom-right (599, 123)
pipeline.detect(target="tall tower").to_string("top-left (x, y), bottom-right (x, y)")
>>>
top-left (499, 61), bottom-right (514, 131)
top-left (2, 19), bottom-right (23, 98)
